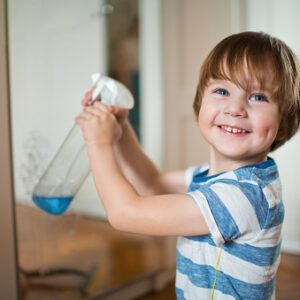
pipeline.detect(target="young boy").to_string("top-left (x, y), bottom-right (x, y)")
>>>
top-left (76, 32), bottom-right (300, 299)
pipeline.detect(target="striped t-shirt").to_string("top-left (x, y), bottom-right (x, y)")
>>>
top-left (176, 158), bottom-right (284, 300)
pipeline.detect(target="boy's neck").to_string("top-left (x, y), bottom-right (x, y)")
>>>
top-left (207, 147), bottom-right (268, 176)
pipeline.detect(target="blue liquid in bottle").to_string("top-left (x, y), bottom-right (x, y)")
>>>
top-left (32, 195), bottom-right (73, 215)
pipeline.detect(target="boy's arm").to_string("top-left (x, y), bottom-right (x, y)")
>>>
top-left (82, 93), bottom-right (187, 196)
top-left (76, 102), bottom-right (210, 236)
top-left (113, 118), bottom-right (187, 195)
top-left (88, 144), bottom-right (209, 236)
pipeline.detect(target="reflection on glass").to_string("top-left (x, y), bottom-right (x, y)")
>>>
top-left (9, 0), bottom-right (164, 299)
top-left (106, 0), bottom-right (140, 139)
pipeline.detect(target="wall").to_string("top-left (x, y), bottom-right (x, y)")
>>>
top-left (161, 0), bottom-right (300, 254)
top-left (162, 0), bottom-right (238, 170)
top-left (245, 0), bottom-right (300, 253)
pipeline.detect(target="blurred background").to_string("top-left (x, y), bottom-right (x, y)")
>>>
top-left (1, 0), bottom-right (300, 299)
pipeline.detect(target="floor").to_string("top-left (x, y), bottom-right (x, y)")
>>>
top-left (17, 204), bottom-right (167, 299)
top-left (16, 204), bottom-right (300, 299)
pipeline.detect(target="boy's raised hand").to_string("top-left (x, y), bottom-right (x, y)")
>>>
top-left (107, 105), bottom-right (129, 126)
top-left (76, 101), bottom-right (122, 147)
top-left (81, 87), bottom-right (129, 127)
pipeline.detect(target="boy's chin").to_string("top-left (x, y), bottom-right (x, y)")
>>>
top-left (213, 147), bottom-right (268, 164)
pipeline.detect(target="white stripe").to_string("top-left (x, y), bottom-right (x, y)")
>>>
top-left (239, 225), bottom-right (282, 248)
top-left (263, 177), bottom-right (282, 208)
top-left (176, 270), bottom-right (275, 300)
top-left (240, 179), bottom-right (259, 185)
top-left (199, 163), bottom-right (209, 173)
top-left (176, 271), bottom-right (235, 300)
top-left (178, 237), bottom-right (280, 284)
top-left (187, 190), bottom-right (224, 245)
top-left (184, 164), bottom-right (210, 186)
top-left (184, 166), bottom-right (197, 186)
top-left (211, 182), bottom-right (262, 243)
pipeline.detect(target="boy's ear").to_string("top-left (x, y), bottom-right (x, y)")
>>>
top-left (270, 120), bottom-right (286, 152)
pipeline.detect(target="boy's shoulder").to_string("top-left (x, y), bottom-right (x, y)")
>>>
top-left (189, 157), bottom-right (279, 186)
top-left (185, 157), bottom-right (283, 245)
top-left (187, 158), bottom-right (281, 209)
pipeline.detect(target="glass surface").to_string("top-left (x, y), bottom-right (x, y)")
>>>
top-left (8, 0), bottom-right (164, 298)
top-left (31, 77), bottom-right (134, 215)
top-left (106, 0), bottom-right (141, 139)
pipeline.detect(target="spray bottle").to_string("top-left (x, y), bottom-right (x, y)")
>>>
top-left (32, 74), bottom-right (134, 215)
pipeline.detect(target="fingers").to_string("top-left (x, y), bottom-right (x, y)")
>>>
top-left (78, 102), bottom-right (113, 124)
top-left (79, 111), bottom-right (93, 119)
top-left (108, 105), bottom-right (124, 114)
top-left (107, 105), bottom-right (129, 121)
top-left (82, 92), bottom-right (92, 107)
top-left (86, 101), bottom-right (109, 114)
top-left (82, 86), bottom-right (97, 107)
top-left (75, 110), bottom-right (94, 126)
top-left (79, 98), bottom-right (127, 128)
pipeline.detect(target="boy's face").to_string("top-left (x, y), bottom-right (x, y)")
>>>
top-left (198, 78), bottom-right (280, 166)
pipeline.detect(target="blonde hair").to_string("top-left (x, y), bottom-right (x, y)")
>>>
top-left (193, 31), bottom-right (300, 151)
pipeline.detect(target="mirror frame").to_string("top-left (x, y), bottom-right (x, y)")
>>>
top-left (0, 0), bottom-right (19, 298)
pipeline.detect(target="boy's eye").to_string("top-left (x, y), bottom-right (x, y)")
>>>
top-left (250, 94), bottom-right (268, 102)
top-left (215, 89), bottom-right (229, 96)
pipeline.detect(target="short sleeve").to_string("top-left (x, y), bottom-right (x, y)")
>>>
top-left (187, 180), bottom-right (263, 246)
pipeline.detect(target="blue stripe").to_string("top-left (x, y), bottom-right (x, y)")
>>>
top-left (199, 186), bottom-right (241, 241)
top-left (236, 156), bottom-right (276, 170)
top-left (177, 250), bottom-right (276, 299)
top-left (192, 170), bottom-right (219, 183)
top-left (175, 287), bottom-right (187, 300)
top-left (190, 157), bottom-right (277, 186)
top-left (237, 181), bottom-right (269, 229)
top-left (265, 201), bottom-right (285, 228)
top-left (234, 160), bottom-right (279, 188)
top-left (189, 175), bottom-right (283, 234)
top-left (188, 181), bottom-right (202, 192)
top-left (207, 178), bottom-right (269, 229)
top-left (186, 235), bottom-right (281, 266)
top-left (187, 234), bottom-right (216, 245)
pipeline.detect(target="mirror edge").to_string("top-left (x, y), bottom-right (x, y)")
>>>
top-left (0, 0), bottom-right (20, 298)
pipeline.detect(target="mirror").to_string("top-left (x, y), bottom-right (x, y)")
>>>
top-left (6, 0), bottom-right (300, 298)
top-left (8, 0), bottom-right (164, 298)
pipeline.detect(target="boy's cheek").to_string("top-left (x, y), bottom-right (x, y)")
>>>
top-left (255, 115), bottom-right (280, 141)
top-left (198, 104), bottom-right (219, 128)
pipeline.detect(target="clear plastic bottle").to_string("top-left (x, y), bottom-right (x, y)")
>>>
top-left (32, 74), bottom-right (134, 215)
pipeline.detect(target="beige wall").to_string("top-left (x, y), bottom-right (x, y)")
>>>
top-left (161, 0), bottom-right (300, 254)
top-left (245, 0), bottom-right (300, 254)
top-left (162, 0), bottom-right (242, 169)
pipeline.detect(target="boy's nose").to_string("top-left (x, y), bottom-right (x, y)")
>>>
top-left (223, 98), bottom-right (247, 118)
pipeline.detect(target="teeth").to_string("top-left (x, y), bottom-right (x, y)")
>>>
top-left (220, 125), bottom-right (246, 133)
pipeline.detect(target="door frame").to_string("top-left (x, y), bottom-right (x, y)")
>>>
top-left (139, 0), bottom-right (164, 168)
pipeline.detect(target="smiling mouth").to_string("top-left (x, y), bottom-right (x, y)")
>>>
top-left (218, 125), bottom-right (249, 134)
